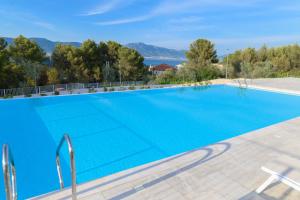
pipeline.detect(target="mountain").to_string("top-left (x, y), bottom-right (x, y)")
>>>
top-left (126, 42), bottom-right (186, 60)
top-left (3, 37), bottom-right (186, 60)
top-left (3, 37), bottom-right (81, 55)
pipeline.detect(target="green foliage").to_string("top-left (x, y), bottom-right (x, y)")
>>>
top-left (47, 68), bottom-right (59, 84)
top-left (0, 35), bottom-right (47, 88)
top-left (128, 86), bottom-right (136, 90)
top-left (3, 94), bottom-right (13, 99)
top-left (224, 44), bottom-right (300, 78)
top-left (51, 44), bottom-right (80, 83)
top-left (3, 35), bottom-right (300, 93)
top-left (186, 39), bottom-right (218, 67)
top-left (155, 69), bottom-right (176, 84)
top-left (80, 40), bottom-right (102, 82)
top-left (54, 90), bottom-right (60, 95)
top-left (118, 47), bottom-right (145, 81)
top-left (0, 64), bottom-right (26, 88)
top-left (37, 66), bottom-right (49, 86)
top-left (9, 35), bottom-right (46, 64)
top-left (88, 87), bottom-right (96, 93)
top-left (176, 66), bottom-right (197, 82)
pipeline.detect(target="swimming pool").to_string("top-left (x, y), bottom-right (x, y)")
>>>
top-left (1, 85), bottom-right (300, 199)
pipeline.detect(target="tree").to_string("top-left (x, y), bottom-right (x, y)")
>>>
top-left (155, 69), bottom-right (176, 84)
top-left (98, 42), bottom-right (109, 67)
top-left (223, 50), bottom-right (242, 78)
top-left (47, 68), bottom-right (59, 84)
top-left (9, 35), bottom-right (46, 64)
top-left (37, 66), bottom-right (49, 86)
top-left (52, 44), bottom-right (80, 83)
top-left (257, 45), bottom-right (268, 62)
top-left (118, 47), bottom-right (145, 81)
top-left (8, 35), bottom-right (47, 86)
top-left (0, 38), bottom-right (9, 66)
top-left (241, 48), bottom-right (257, 64)
top-left (0, 64), bottom-right (25, 89)
top-left (176, 65), bottom-right (197, 82)
top-left (107, 41), bottom-right (122, 65)
top-left (186, 39), bottom-right (218, 67)
top-left (80, 39), bottom-right (101, 82)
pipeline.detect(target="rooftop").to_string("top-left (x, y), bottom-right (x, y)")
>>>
top-left (150, 64), bottom-right (175, 71)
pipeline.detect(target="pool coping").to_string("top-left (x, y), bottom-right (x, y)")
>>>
top-left (226, 82), bottom-right (300, 97)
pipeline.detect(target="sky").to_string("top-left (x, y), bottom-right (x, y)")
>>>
top-left (0, 0), bottom-right (300, 54)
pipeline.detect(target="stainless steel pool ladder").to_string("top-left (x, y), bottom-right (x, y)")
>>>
top-left (2, 144), bottom-right (17, 200)
top-left (56, 134), bottom-right (77, 200)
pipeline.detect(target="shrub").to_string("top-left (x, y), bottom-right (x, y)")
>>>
top-left (128, 86), bottom-right (135, 90)
top-left (3, 94), bottom-right (13, 99)
top-left (40, 93), bottom-right (47, 96)
top-left (109, 87), bottom-right (115, 91)
top-left (155, 69), bottom-right (176, 84)
top-left (54, 90), bottom-right (60, 95)
top-left (103, 87), bottom-right (108, 92)
top-left (88, 88), bottom-right (96, 93)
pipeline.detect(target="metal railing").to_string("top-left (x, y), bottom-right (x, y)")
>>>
top-left (0, 81), bottom-right (145, 97)
top-left (56, 134), bottom-right (77, 200)
top-left (2, 144), bottom-right (17, 200)
top-left (237, 78), bottom-right (248, 89)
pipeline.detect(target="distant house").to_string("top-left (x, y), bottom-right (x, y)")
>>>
top-left (149, 64), bottom-right (176, 75)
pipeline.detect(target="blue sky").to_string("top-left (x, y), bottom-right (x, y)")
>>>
top-left (0, 0), bottom-right (300, 54)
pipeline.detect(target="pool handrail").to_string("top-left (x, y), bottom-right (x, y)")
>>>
top-left (56, 134), bottom-right (77, 200)
top-left (2, 144), bottom-right (17, 200)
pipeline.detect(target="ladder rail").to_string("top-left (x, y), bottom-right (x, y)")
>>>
top-left (56, 134), bottom-right (77, 200)
top-left (2, 144), bottom-right (17, 200)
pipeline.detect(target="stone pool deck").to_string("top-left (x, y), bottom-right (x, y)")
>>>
top-left (32, 79), bottom-right (300, 200)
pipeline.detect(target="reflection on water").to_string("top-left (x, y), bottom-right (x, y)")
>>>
top-left (193, 85), bottom-right (211, 91)
top-left (237, 87), bottom-right (249, 98)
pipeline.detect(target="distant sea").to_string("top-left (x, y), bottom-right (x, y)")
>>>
top-left (144, 59), bottom-right (185, 66)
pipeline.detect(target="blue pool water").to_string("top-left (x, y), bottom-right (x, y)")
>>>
top-left (1, 85), bottom-right (300, 199)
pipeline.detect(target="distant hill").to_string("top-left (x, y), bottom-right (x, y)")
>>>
top-left (3, 38), bottom-right (186, 60)
top-left (3, 37), bottom-right (81, 55)
top-left (126, 42), bottom-right (186, 60)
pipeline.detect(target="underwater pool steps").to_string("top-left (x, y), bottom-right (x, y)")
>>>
top-left (2, 134), bottom-right (77, 200)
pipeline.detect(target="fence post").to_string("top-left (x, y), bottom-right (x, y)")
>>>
top-left (53, 85), bottom-right (55, 93)
top-left (39, 86), bottom-right (41, 94)
top-left (3, 89), bottom-right (5, 96)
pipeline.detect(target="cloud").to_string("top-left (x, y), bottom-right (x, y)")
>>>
top-left (93, 0), bottom-right (264, 26)
top-left (82, 0), bottom-right (136, 16)
top-left (33, 21), bottom-right (55, 30)
top-left (169, 16), bottom-right (203, 24)
top-left (0, 9), bottom-right (55, 31)
top-left (94, 14), bottom-right (153, 25)
top-left (82, 0), bottom-right (120, 16)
